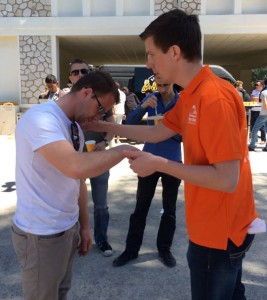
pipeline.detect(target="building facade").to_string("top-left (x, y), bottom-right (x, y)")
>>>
top-left (0, 0), bottom-right (266, 108)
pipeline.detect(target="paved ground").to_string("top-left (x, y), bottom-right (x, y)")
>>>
top-left (0, 135), bottom-right (266, 300)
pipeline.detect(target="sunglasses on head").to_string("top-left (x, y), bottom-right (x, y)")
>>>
top-left (70, 69), bottom-right (89, 76)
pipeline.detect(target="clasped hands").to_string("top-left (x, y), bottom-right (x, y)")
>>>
top-left (123, 150), bottom-right (162, 177)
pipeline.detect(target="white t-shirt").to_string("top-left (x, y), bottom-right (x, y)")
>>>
top-left (114, 89), bottom-right (126, 115)
top-left (260, 89), bottom-right (267, 116)
top-left (13, 101), bottom-right (84, 235)
top-left (251, 89), bottom-right (261, 112)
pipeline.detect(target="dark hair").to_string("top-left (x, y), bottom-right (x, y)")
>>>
top-left (45, 74), bottom-right (57, 84)
top-left (139, 9), bottom-right (202, 62)
top-left (71, 70), bottom-right (120, 104)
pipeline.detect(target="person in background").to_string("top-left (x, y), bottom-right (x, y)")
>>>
top-left (38, 74), bottom-right (65, 102)
top-left (69, 59), bottom-right (115, 256)
top-left (12, 71), bottom-right (138, 299)
top-left (122, 86), bottom-right (140, 117)
top-left (113, 81), bottom-right (126, 143)
top-left (249, 78), bottom-right (267, 151)
top-left (86, 9), bottom-right (258, 300)
top-left (235, 80), bottom-right (250, 126)
top-left (250, 80), bottom-right (265, 144)
top-left (113, 80), bottom-right (182, 268)
top-left (234, 80), bottom-right (250, 102)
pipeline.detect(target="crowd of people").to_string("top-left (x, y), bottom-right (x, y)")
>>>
top-left (12, 8), bottom-right (265, 300)
top-left (234, 78), bottom-right (267, 151)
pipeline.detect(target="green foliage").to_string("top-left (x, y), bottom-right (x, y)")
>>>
top-left (252, 66), bottom-right (267, 84)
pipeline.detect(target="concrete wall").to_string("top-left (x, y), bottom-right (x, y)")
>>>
top-left (0, 37), bottom-right (20, 103)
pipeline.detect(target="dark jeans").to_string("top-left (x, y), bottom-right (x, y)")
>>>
top-left (125, 172), bottom-right (181, 254)
top-left (187, 234), bottom-right (254, 300)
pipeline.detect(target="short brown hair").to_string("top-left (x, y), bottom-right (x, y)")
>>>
top-left (71, 70), bottom-right (120, 104)
top-left (139, 9), bottom-right (202, 62)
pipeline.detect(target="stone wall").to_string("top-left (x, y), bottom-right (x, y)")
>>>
top-left (179, 0), bottom-right (201, 15)
top-left (0, 0), bottom-right (51, 17)
top-left (20, 36), bottom-right (52, 104)
top-left (155, 0), bottom-right (178, 16)
top-left (155, 0), bottom-right (201, 15)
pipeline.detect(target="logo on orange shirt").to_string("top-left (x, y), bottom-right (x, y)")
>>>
top-left (188, 105), bottom-right (197, 125)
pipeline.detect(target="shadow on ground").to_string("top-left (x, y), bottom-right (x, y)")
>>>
top-left (0, 174), bottom-right (266, 299)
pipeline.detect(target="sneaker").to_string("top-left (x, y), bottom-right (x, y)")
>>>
top-left (113, 250), bottom-right (138, 267)
top-left (248, 146), bottom-right (255, 151)
top-left (262, 148), bottom-right (267, 152)
top-left (97, 241), bottom-right (113, 257)
top-left (159, 250), bottom-right (176, 267)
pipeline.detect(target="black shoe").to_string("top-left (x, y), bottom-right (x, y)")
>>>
top-left (159, 250), bottom-right (176, 267)
top-left (248, 146), bottom-right (255, 151)
top-left (262, 148), bottom-right (267, 152)
top-left (113, 250), bottom-right (138, 267)
top-left (97, 241), bottom-right (113, 257)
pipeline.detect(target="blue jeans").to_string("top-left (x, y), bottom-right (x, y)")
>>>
top-left (250, 110), bottom-right (266, 142)
top-left (125, 172), bottom-right (181, 254)
top-left (249, 114), bottom-right (267, 149)
top-left (90, 171), bottom-right (110, 244)
top-left (187, 234), bottom-right (254, 300)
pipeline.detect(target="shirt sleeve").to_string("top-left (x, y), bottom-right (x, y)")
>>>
top-left (24, 112), bottom-right (67, 152)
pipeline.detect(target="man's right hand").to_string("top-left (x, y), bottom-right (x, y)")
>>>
top-left (141, 95), bottom-right (158, 109)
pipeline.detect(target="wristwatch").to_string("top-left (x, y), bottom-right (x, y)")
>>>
top-left (103, 139), bottom-right (109, 146)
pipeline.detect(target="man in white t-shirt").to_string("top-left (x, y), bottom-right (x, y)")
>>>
top-left (250, 80), bottom-right (265, 143)
top-left (249, 79), bottom-right (267, 151)
top-left (12, 71), bottom-right (138, 299)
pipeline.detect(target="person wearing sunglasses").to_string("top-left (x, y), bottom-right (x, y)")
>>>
top-left (250, 80), bottom-right (266, 144)
top-left (12, 70), bottom-right (138, 300)
top-left (69, 59), bottom-right (116, 257)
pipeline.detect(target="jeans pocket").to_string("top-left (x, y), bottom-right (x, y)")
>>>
top-left (228, 234), bottom-right (254, 268)
top-left (12, 226), bottom-right (27, 268)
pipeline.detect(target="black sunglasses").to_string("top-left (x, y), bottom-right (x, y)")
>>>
top-left (70, 122), bottom-right (80, 151)
top-left (93, 92), bottom-right (105, 116)
top-left (70, 68), bottom-right (89, 76)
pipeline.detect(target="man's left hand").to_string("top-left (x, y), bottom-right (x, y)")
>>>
top-left (77, 227), bottom-right (92, 256)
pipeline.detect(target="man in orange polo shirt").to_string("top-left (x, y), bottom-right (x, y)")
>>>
top-left (83, 9), bottom-right (258, 299)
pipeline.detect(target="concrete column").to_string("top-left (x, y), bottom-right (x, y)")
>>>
top-left (19, 35), bottom-right (52, 104)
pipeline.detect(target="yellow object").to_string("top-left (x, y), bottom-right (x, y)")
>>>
top-left (141, 75), bottom-right (157, 94)
top-left (85, 140), bottom-right (96, 152)
top-left (243, 102), bottom-right (259, 107)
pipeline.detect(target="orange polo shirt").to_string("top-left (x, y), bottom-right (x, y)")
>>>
top-left (163, 66), bottom-right (257, 250)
